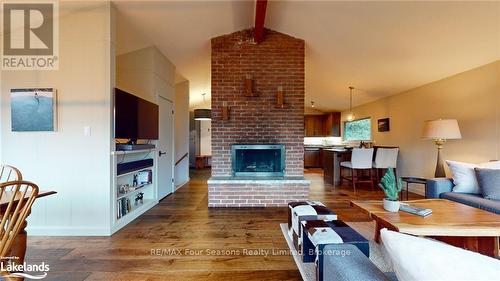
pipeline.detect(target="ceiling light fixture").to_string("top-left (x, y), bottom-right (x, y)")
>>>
top-left (346, 86), bottom-right (355, 121)
top-left (194, 93), bottom-right (211, 121)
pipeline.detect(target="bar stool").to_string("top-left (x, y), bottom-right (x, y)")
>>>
top-left (373, 147), bottom-right (399, 182)
top-left (340, 148), bottom-right (374, 191)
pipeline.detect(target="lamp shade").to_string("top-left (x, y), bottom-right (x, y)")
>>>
top-left (422, 119), bottom-right (461, 140)
top-left (194, 109), bottom-right (211, 120)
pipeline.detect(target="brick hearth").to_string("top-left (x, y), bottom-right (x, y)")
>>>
top-left (208, 28), bottom-right (310, 207)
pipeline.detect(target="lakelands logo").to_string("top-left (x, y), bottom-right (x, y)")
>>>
top-left (2, 0), bottom-right (59, 70)
top-left (1, 261), bottom-right (50, 279)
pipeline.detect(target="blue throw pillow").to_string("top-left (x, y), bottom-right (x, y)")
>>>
top-left (475, 168), bottom-right (500, 200)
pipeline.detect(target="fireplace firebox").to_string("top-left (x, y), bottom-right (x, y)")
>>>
top-left (232, 144), bottom-right (285, 177)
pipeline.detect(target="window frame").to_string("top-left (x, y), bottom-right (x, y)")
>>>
top-left (343, 117), bottom-right (372, 141)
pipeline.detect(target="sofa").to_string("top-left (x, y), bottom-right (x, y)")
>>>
top-left (426, 178), bottom-right (500, 214)
top-left (321, 244), bottom-right (397, 281)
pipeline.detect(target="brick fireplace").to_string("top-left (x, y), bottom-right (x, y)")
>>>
top-left (208, 28), bottom-right (310, 207)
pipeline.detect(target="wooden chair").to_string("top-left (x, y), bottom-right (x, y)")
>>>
top-left (0, 165), bottom-right (22, 183)
top-left (340, 148), bottom-right (375, 192)
top-left (0, 181), bottom-right (39, 279)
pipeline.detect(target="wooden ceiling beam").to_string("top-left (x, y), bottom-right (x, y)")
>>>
top-left (253, 0), bottom-right (268, 44)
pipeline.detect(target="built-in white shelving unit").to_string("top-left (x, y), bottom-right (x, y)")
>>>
top-left (111, 149), bottom-right (159, 234)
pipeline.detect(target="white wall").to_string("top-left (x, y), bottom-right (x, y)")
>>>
top-left (116, 46), bottom-right (175, 103)
top-left (200, 120), bottom-right (212, 156)
top-left (0, 2), bottom-right (115, 235)
top-left (175, 81), bottom-right (190, 188)
top-left (343, 61), bottom-right (500, 194)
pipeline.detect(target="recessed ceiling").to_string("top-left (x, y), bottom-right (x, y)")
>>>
top-left (114, 0), bottom-right (500, 111)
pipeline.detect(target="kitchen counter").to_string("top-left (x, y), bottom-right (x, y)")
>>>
top-left (304, 145), bottom-right (350, 169)
top-left (304, 145), bottom-right (347, 149)
top-left (323, 148), bottom-right (352, 186)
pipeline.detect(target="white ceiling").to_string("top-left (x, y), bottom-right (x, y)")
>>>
top-left (114, 0), bottom-right (500, 111)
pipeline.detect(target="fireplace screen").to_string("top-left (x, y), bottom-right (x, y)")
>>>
top-left (232, 144), bottom-right (285, 177)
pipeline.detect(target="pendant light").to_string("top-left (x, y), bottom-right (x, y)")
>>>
top-left (194, 93), bottom-right (211, 121)
top-left (346, 86), bottom-right (355, 121)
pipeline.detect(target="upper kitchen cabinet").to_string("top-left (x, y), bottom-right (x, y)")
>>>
top-left (304, 112), bottom-right (341, 137)
top-left (324, 112), bottom-right (341, 137)
top-left (304, 115), bottom-right (325, 136)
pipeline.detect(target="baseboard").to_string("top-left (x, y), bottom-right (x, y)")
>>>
top-left (175, 178), bottom-right (190, 191)
top-left (26, 226), bottom-right (111, 236)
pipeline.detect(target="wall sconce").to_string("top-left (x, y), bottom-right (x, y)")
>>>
top-left (275, 86), bottom-right (289, 109)
top-left (277, 86), bottom-right (284, 105)
top-left (222, 101), bottom-right (230, 121)
top-left (244, 74), bottom-right (256, 97)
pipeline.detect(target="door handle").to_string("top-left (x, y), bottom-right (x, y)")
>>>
top-left (159, 151), bottom-right (167, 157)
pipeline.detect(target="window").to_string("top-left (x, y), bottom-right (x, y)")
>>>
top-left (344, 118), bottom-right (371, 141)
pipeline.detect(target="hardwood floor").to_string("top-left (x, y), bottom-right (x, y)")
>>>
top-left (26, 169), bottom-right (422, 281)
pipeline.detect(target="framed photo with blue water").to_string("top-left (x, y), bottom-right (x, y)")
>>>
top-left (11, 88), bottom-right (57, 132)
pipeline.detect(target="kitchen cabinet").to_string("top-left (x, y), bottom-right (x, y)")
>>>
top-left (323, 149), bottom-right (334, 184)
top-left (304, 148), bottom-right (321, 167)
top-left (324, 112), bottom-right (341, 137)
top-left (319, 148), bottom-right (324, 168)
top-left (304, 112), bottom-right (341, 137)
top-left (323, 149), bottom-right (352, 185)
top-left (304, 115), bottom-right (325, 137)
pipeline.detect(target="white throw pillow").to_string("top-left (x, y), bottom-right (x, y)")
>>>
top-left (381, 229), bottom-right (500, 281)
top-left (446, 160), bottom-right (480, 193)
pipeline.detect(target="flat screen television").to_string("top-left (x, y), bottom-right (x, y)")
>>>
top-left (114, 88), bottom-right (159, 142)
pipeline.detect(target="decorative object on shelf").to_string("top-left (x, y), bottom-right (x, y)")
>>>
top-left (134, 192), bottom-right (144, 206)
top-left (378, 118), bottom-right (390, 132)
top-left (222, 101), bottom-right (230, 120)
top-left (137, 170), bottom-right (152, 184)
top-left (359, 141), bottom-right (372, 149)
top-left (10, 88), bottom-right (57, 132)
top-left (346, 86), bottom-right (355, 121)
top-left (274, 86), bottom-right (289, 109)
top-left (118, 184), bottom-right (131, 195)
top-left (422, 119), bottom-right (462, 177)
top-left (379, 169), bottom-right (402, 212)
top-left (194, 93), bottom-right (211, 120)
top-left (133, 174), bottom-right (138, 187)
top-left (244, 74), bottom-right (257, 97)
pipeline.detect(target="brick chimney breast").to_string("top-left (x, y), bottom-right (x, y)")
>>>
top-left (208, 28), bottom-right (309, 207)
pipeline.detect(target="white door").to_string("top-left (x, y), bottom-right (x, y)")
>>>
top-left (157, 96), bottom-right (174, 199)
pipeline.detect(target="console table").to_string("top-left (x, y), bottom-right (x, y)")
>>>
top-left (195, 155), bottom-right (211, 169)
top-left (400, 177), bottom-right (428, 200)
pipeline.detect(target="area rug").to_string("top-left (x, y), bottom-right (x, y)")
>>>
top-left (279, 221), bottom-right (393, 281)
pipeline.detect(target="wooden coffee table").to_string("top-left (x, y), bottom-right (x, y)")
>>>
top-left (351, 199), bottom-right (500, 257)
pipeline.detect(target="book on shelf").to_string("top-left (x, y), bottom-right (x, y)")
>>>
top-left (117, 197), bottom-right (133, 219)
top-left (399, 204), bottom-right (432, 217)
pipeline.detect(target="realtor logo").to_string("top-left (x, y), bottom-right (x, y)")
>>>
top-left (2, 1), bottom-right (59, 70)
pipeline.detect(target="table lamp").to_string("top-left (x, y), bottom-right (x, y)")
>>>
top-left (422, 119), bottom-right (462, 177)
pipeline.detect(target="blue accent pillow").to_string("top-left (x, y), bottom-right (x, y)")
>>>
top-left (475, 168), bottom-right (500, 200)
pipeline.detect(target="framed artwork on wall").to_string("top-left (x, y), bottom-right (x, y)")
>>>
top-left (11, 88), bottom-right (57, 132)
top-left (378, 118), bottom-right (390, 132)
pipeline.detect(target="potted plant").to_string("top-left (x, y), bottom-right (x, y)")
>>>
top-left (379, 168), bottom-right (402, 212)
